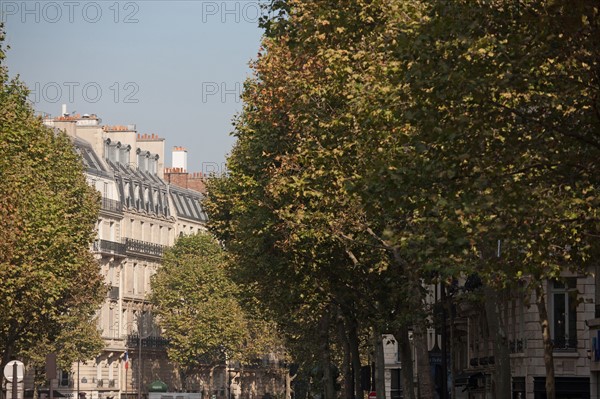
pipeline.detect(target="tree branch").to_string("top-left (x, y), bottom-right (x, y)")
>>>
top-left (490, 99), bottom-right (600, 150)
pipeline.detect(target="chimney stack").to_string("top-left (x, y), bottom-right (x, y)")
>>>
top-left (172, 146), bottom-right (188, 172)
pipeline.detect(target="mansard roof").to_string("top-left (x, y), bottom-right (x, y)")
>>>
top-left (169, 186), bottom-right (208, 222)
top-left (110, 162), bottom-right (171, 218)
top-left (69, 130), bottom-right (207, 223)
top-left (72, 137), bottom-right (112, 179)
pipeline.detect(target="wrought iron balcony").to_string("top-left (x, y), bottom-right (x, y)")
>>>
top-left (101, 198), bottom-right (123, 213)
top-left (126, 334), bottom-right (169, 349)
top-left (124, 238), bottom-right (164, 258)
top-left (553, 337), bottom-right (578, 350)
top-left (93, 239), bottom-right (127, 256)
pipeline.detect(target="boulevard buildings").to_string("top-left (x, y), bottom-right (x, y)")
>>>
top-left (35, 110), bottom-right (212, 399)
top-left (381, 272), bottom-right (599, 399)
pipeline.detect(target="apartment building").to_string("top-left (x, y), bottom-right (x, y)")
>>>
top-left (382, 272), bottom-right (598, 399)
top-left (38, 110), bottom-right (207, 399)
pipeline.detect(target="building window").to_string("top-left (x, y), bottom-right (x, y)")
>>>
top-left (551, 278), bottom-right (578, 350)
top-left (129, 263), bottom-right (136, 294)
top-left (109, 221), bottom-right (115, 241)
top-left (123, 182), bottom-right (129, 207)
top-left (59, 370), bottom-right (71, 387)
top-left (508, 285), bottom-right (526, 353)
top-left (133, 263), bottom-right (138, 294)
top-left (390, 369), bottom-right (402, 399)
top-left (144, 187), bottom-right (150, 211)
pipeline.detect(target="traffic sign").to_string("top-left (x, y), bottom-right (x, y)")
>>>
top-left (3, 360), bottom-right (24, 382)
top-left (368, 392), bottom-right (376, 399)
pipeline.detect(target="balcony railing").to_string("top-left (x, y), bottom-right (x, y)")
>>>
top-left (93, 239), bottom-right (127, 256)
top-left (126, 334), bottom-right (169, 349)
top-left (509, 339), bottom-right (524, 353)
top-left (101, 198), bottom-right (123, 213)
top-left (124, 238), bottom-right (164, 258)
top-left (553, 337), bottom-right (578, 350)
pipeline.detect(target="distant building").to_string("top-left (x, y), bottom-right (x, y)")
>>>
top-left (381, 273), bottom-right (597, 399)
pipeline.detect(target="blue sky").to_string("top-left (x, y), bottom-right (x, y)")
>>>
top-left (3, 0), bottom-right (266, 172)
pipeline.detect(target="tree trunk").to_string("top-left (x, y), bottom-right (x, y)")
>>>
top-left (483, 286), bottom-right (511, 399)
top-left (373, 330), bottom-right (385, 399)
top-left (33, 367), bottom-right (41, 399)
top-left (413, 322), bottom-right (433, 399)
top-left (1, 346), bottom-right (14, 399)
top-left (285, 369), bottom-right (296, 399)
top-left (448, 297), bottom-right (456, 399)
top-left (209, 365), bottom-right (216, 399)
top-left (395, 326), bottom-right (416, 399)
top-left (180, 368), bottom-right (188, 392)
top-left (320, 312), bottom-right (336, 399)
top-left (348, 319), bottom-right (363, 399)
top-left (238, 365), bottom-right (245, 399)
top-left (535, 282), bottom-right (555, 399)
top-left (337, 312), bottom-right (353, 399)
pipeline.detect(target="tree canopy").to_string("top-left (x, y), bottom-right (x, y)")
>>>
top-left (0, 25), bottom-right (105, 370)
top-left (150, 232), bottom-right (283, 372)
top-left (206, 0), bottom-right (600, 397)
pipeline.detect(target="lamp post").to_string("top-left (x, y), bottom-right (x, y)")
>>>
top-left (77, 361), bottom-right (80, 399)
top-left (138, 325), bottom-right (142, 399)
top-left (137, 311), bottom-right (154, 399)
top-left (440, 282), bottom-right (448, 399)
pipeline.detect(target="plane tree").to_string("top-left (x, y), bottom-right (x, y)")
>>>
top-left (0, 26), bottom-right (105, 379)
top-left (348, 1), bottom-right (600, 397)
top-left (149, 233), bottom-right (250, 390)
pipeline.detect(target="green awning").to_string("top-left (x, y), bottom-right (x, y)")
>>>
top-left (148, 380), bottom-right (168, 392)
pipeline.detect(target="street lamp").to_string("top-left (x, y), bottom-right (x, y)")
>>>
top-left (125, 311), bottom-right (154, 399)
top-left (137, 311), bottom-right (154, 399)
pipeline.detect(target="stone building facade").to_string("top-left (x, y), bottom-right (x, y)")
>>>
top-left (382, 271), bottom-right (598, 399)
top-left (34, 110), bottom-right (209, 399)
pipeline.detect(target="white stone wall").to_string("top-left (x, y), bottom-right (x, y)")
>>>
top-left (509, 273), bottom-right (595, 397)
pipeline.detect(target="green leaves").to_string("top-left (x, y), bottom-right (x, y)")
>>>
top-left (0, 26), bottom-right (104, 367)
top-left (150, 233), bottom-right (281, 367)
top-left (206, 0), bottom-right (600, 392)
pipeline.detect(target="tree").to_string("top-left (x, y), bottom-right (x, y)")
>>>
top-left (390, 2), bottom-right (600, 397)
top-left (23, 316), bottom-right (105, 396)
top-left (150, 232), bottom-right (253, 389)
top-left (205, 2), bottom-right (436, 397)
top-left (0, 24), bottom-right (105, 381)
top-left (209, 1), bottom-right (600, 398)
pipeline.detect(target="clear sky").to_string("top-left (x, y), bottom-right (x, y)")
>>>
top-left (3, 0), bottom-right (266, 173)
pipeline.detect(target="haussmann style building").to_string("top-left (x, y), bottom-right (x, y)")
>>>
top-left (15, 107), bottom-right (287, 399)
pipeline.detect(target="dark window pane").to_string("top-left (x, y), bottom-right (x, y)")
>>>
top-left (568, 290), bottom-right (578, 345)
top-left (553, 280), bottom-right (565, 289)
top-left (554, 293), bottom-right (566, 342)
